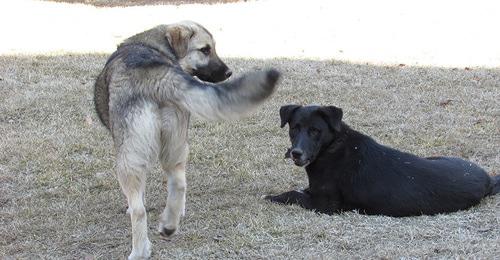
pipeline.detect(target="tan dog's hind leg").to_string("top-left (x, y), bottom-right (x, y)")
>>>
top-left (115, 102), bottom-right (160, 259)
top-left (159, 157), bottom-right (187, 236)
top-left (118, 171), bottom-right (151, 260)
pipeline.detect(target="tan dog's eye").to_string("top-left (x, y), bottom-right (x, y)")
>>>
top-left (199, 46), bottom-right (211, 55)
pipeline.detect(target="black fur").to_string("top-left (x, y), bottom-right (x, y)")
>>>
top-left (192, 57), bottom-right (230, 83)
top-left (123, 48), bottom-right (167, 68)
top-left (115, 43), bottom-right (169, 69)
top-left (265, 105), bottom-right (499, 217)
top-left (160, 228), bottom-right (176, 237)
top-left (491, 175), bottom-right (500, 195)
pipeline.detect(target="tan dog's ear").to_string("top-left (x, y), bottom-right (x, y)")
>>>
top-left (165, 24), bottom-right (194, 58)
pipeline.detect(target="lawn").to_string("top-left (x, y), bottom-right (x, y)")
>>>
top-left (0, 54), bottom-right (498, 259)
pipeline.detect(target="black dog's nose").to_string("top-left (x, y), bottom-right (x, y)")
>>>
top-left (225, 70), bottom-right (232, 78)
top-left (291, 149), bottom-right (303, 159)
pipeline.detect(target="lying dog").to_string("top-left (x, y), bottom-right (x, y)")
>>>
top-left (94, 21), bottom-right (280, 259)
top-left (265, 105), bottom-right (499, 216)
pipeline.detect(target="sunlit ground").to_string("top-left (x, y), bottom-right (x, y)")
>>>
top-left (1, 0), bottom-right (500, 67)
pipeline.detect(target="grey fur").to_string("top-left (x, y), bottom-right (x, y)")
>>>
top-left (93, 21), bottom-right (280, 260)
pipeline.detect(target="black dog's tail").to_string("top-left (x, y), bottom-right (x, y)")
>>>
top-left (490, 175), bottom-right (500, 195)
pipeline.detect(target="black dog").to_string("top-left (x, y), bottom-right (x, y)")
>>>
top-left (264, 105), bottom-right (499, 216)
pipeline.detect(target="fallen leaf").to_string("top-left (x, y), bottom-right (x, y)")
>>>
top-left (473, 119), bottom-right (484, 125)
top-left (438, 99), bottom-right (453, 107)
top-left (213, 234), bottom-right (225, 241)
top-left (477, 227), bottom-right (492, 232)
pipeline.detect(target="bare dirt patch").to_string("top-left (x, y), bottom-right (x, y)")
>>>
top-left (0, 54), bottom-right (498, 259)
top-left (4, 1), bottom-right (500, 67)
top-left (43, 0), bottom-right (242, 7)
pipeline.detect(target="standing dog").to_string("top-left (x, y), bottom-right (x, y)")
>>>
top-left (94, 21), bottom-right (280, 259)
top-left (265, 105), bottom-right (499, 216)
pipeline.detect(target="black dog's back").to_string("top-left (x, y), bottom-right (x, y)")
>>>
top-left (343, 134), bottom-right (494, 216)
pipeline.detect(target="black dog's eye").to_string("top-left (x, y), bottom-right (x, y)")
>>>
top-left (199, 46), bottom-right (211, 55)
top-left (309, 127), bottom-right (321, 136)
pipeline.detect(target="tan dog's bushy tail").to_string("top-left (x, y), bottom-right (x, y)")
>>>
top-left (173, 69), bottom-right (281, 121)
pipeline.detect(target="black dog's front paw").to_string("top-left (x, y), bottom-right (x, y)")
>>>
top-left (263, 190), bottom-right (310, 205)
top-left (262, 194), bottom-right (289, 204)
top-left (261, 195), bottom-right (279, 202)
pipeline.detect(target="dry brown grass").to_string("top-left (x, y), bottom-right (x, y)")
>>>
top-left (0, 54), bottom-right (499, 259)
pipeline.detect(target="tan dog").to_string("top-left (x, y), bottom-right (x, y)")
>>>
top-left (94, 21), bottom-right (280, 259)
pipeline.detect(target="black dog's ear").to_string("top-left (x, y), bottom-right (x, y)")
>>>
top-left (318, 106), bottom-right (343, 132)
top-left (279, 105), bottom-right (301, 128)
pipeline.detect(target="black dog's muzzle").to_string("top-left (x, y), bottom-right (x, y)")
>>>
top-left (285, 148), bottom-right (310, 167)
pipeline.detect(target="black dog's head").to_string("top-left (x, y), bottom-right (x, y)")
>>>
top-left (280, 105), bottom-right (343, 167)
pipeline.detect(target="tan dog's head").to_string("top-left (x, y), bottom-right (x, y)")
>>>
top-left (166, 21), bottom-right (232, 83)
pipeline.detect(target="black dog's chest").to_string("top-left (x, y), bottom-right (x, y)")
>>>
top-left (305, 149), bottom-right (370, 208)
top-left (306, 161), bottom-right (346, 195)
top-left (308, 175), bottom-right (334, 194)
